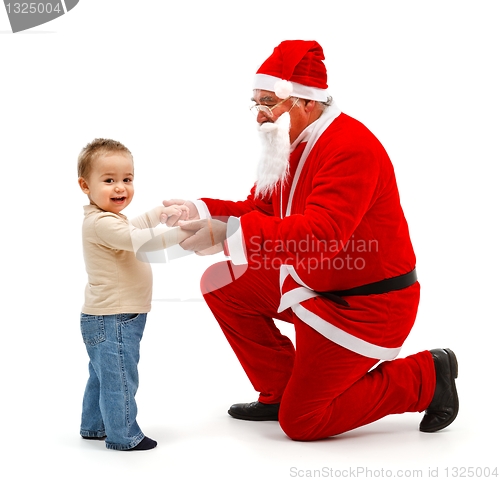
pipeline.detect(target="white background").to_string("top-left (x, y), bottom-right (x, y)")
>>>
top-left (1, 1), bottom-right (499, 479)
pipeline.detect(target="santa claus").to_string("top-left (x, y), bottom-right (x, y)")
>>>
top-left (164, 40), bottom-right (459, 439)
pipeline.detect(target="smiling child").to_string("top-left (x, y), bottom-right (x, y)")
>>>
top-left (77, 138), bottom-right (188, 451)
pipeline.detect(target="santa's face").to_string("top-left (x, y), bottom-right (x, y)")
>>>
top-left (251, 89), bottom-right (305, 143)
top-left (251, 89), bottom-right (325, 198)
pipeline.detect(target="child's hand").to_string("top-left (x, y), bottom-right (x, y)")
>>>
top-left (163, 199), bottom-right (199, 221)
top-left (160, 204), bottom-right (189, 226)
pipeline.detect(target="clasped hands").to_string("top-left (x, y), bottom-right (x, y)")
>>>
top-left (160, 199), bottom-right (227, 255)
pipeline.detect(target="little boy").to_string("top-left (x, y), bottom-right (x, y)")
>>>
top-left (77, 138), bottom-right (189, 451)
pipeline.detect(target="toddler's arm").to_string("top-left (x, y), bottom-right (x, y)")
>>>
top-left (93, 208), bottom-right (191, 253)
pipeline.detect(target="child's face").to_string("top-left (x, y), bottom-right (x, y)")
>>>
top-left (78, 152), bottom-right (134, 214)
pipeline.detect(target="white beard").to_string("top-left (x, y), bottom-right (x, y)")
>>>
top-left (255, 112), bottom-right (291, 198)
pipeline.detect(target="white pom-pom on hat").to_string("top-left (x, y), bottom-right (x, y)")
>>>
top-left (274, 79), bottom-right (293, 99)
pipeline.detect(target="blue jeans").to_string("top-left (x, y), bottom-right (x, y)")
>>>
top-left (80, 312), bottom-right (147, 450)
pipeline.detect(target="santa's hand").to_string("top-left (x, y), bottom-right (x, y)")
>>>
top-left (178, 218), bottom-right (227, 253)
top-left (161, 199), bottom-right (199, 225)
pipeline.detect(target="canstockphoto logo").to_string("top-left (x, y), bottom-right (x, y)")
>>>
top-left (3, 1), bottom-right (79, 32)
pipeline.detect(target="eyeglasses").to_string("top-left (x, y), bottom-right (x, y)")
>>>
top-left (249, 97), bottom-right (299, 119)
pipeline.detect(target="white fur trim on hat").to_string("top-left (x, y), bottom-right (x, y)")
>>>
top-left (253, 73), bottom-right (329, 102)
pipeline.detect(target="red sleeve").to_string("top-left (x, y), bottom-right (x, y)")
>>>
top-left (201, 184), bottom-right (274, 218)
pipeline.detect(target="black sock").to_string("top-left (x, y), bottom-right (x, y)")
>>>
top-left (82, 435), bottom-right (106, 440)
top-left (128, 436), bottom-right (157, 451)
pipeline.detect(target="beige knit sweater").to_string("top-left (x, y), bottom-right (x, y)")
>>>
top-left (81, 204), bottom-right (189, 315)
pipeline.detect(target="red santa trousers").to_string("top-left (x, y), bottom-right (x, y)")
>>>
top-left (201, 259), bottom-right (436, 441)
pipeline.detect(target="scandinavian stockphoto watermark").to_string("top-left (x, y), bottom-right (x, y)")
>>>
top-left (248, 234), bottom-right (379, 273)
top-left (3, 0), bottom-right (78, 32)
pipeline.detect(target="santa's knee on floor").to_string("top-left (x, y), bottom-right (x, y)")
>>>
top-left (279, 404), bottom-right (342, 442)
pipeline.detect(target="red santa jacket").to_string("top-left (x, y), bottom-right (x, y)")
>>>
top-left (201, 109), bottom-right (419, 360)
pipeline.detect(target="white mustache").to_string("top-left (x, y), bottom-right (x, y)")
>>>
top-left (257, 112), bottom-right (290, 133)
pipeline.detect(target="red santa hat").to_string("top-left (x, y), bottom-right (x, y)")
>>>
top-left (253, 40), bottom-right (329, 101)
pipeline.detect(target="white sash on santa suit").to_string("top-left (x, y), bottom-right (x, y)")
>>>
top-left (278, 105), bottom-right (402, 361)
top-left (277, 265), bottom-right (402, 361)
top-left (286, 103), bottom-right (340, 217)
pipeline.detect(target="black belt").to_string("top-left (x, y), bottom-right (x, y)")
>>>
top-left (317, 269), bottom-right (418, 307)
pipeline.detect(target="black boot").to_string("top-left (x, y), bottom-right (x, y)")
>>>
top-left (419, 348), bottom-right (459, 432)
top-left (228, 401), bottom-right (280, 421)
